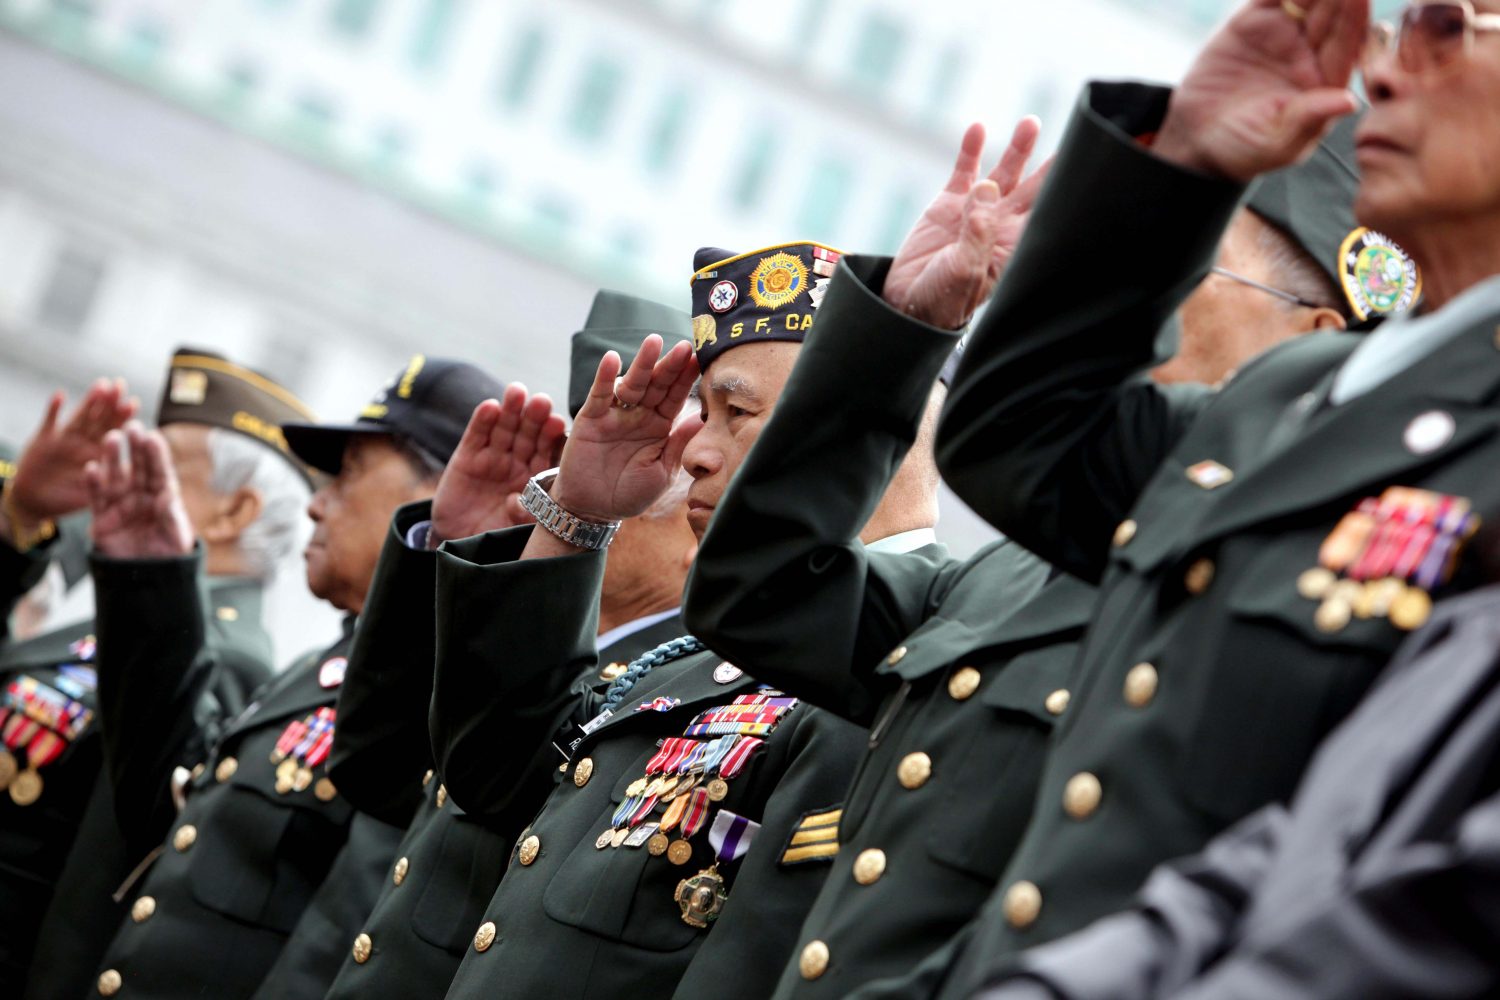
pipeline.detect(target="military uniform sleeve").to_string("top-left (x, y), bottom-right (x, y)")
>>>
top-left (91, 546), bottom-right (226, 855)
top-left (0, 535), bottom-right (53, 644)
top-left (685, 257), bottom-right (962, 723)
top-left (429, 524), bottom-right (605, 820)
top-left (248, 810), bottom-right (408, 1000)
top-left (935, 81), bottom-right (1235, 583)
top-left (1161, 793), bottom-right (1500, 1000)
top-left (670, 704), bottom-right (868, 999)
top-left (329, 500), bottom-right (439, 826)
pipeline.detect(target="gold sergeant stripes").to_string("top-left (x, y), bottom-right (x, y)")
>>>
top-left (780, 806), bottom-right (841, 866)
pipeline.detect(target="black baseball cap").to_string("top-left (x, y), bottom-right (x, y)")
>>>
top-left (282, 355), bottom-right (504, 476)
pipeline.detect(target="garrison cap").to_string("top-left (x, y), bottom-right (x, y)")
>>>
top-left (157, 349), bottom-right (319, 486)
top-left (689, 242), bottom-right (844, 371)
top-left (282, 355), bottom-right (504, 476)
top-left (1245, 112), bottom-right (1420, 324)
top-left (569, 292), bottom-right (692, 418)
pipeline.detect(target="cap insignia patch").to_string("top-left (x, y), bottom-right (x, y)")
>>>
top-left (1339, 228), bottom-right (1422, 322)
top-left (748, 252), bottom-right (810, 310)
top-left (170, 370), bottom-right (209, 406)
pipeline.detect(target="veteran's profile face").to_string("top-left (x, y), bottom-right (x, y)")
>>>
top-left (681, 340), bottom-right (801, 540)
top-left (1357, 2), bottom-right (1500, 238)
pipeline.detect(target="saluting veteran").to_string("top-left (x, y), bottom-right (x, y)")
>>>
top-left (890, 0), bottom-right (1500, 994)
top-left (80, 356), bottom-right (502, 999)
top-left (428, 243), bottom-right (930, 1000)
top-left (0, 352), bottom-right (312, 995)
top-left (321, 292), bottom-right (697, 1000)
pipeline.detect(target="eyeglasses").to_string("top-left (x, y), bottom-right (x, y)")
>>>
top-left (1210, 267), bottom-right (1328, 310)
top-left (1365, 0), bottom-right (1500, 74)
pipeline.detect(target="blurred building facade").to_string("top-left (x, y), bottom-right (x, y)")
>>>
top-left (0, 0), bottom-right (1229, 654)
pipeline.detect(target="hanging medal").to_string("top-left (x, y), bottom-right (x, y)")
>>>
top-left (673, 810), bottom-right (762, 928)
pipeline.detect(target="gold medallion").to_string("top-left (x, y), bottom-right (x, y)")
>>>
top-left (647, 832), bottom-right (670, 856)
top-left (1390, 587), bottom-right (1433, 631)
top-left (667, 839), bottom-right (694, 865)
top-left (1314, 597), bottom-right (1352, 634)
top-left (705, 778), bottom-right (729, 802)
top-left (657, 775), bottom-right (680, 800)
top-left (276, 758), bottom-right (298, 782)
top-left (9, 767), bottom-right (42, 806)
top-left (275, 774), bottom-right (295, 795)
top-left (611, 828), bottom-right (631, 849)
top-left (292, 766), bottom-right (314, 793)
top-left (644, 777), bottom-right (665, 798)
top-left (1352, 582), bottom-right (1378, 620)
top-left (0, 749), bottom-right (18, 789)
top-left (1297, 567), bottom-right (1336, 601)
top-left (314, 777), bottom-right (338, 802)
top-left (625, 778), bottom-right (649, 799)
top-left (674, 867), bottom-right (728, 928)
top-left (595, 829), bottom-right (615, 850)
top-left (1367, 578), bottom-right (1406, 618)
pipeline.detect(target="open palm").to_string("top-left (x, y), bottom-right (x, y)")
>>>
top-left (11, 379), bottom-right (137, 523)
top-left (86, 424), bottom-right (195, 560)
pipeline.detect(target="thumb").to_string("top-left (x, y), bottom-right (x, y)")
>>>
top-left (1279, 88), bottom-right (1359, 160)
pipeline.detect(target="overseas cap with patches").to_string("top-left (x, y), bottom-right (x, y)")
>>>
top-left (282, 355), bottom-right (504, 476)
top-left (158, 348), bottom-right (319, 486)
top-left (1244, 112), bottom-right (1420, 324)
top-left (569, 291), bottom-right (692, 418)
top-left (689, 241), bottom-right (844, 371)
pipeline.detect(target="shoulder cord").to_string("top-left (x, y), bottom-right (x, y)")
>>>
top-left (600, 635), bottom-right (706, 713)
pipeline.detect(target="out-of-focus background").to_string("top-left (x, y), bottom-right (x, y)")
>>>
top-left (0, 0), bottom-right (1239, 657)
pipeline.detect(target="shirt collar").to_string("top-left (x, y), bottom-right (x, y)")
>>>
top-left (864, 527), bottom-right (938, 555)
top-left (596, 606), bottom-right (682, 653)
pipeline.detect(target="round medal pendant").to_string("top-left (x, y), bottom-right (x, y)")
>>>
top-left (705, 778), bottom-right (730, 802)
top-left (276, 758), bottom-right (298, 782)
top-left (667, 839), bottom-right (694, 865)
top-left (595, 829), bottom-right (615, 850)
top-left (625, 778), bottom-right (649, 799)
top-left (1315, 597), bottom-right (1352, 634)
top-left (1297, 567), bottom-right (1335, 601)
top-left (9, 768), bottom-right (42, 806)
top-left (0, 749), bottom-right (18, 789)
top-left (1390, 587), bottom-right (1433, 631)
top-left (647, 833), bottom-right (671, 856)
top-left (674, 868), bottom-right (728, 928)
top-left (657, 776), bottom-right (680, 800)
top-left (292, 767), bottom-right (314, 793)
top-left (611, 828), bottom-right (631, 849)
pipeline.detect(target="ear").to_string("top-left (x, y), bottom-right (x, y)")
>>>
top-left (202, 486), bottom-right (264, 545)
top-left (1307, 307), bottom-right (1348, 332)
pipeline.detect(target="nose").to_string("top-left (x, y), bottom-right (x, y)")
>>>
top-left (1361, 37), bottom-right (1402, 103)
top-left (681, 423), bottom-right (722, 481)
top-left (307, 485), bottom-right (330, 523)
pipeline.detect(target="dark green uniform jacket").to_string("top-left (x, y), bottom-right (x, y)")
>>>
top-left (428, 525), bottom-right (865, 1000)
top-left (321, 503), bottom-right (686, 998)
top-left (684, 254), bottom-right (1097, 998)
top-left (0, 536), bottom-right (271, 995)
top-left (83, 548), bottom-right (371, 999)
top-left (902, 81), bottom-right (1500, 997)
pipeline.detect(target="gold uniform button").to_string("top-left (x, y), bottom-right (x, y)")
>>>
top-left (1063, 772), bottom-right (1103, 820)
top-left (173, 824), bottom-right (198, 852)
top-left (799, 939), bottom-right (830, 980)
top-left (573, 757), bottom-right (594, 788)
top-left (1113, 519), bottom-right (1138, 547)
top-left (897, 752), bottom-right (932, 790)
top-left (393, 856), bottom-right (409, 886)
top-left (474, 920), bottom-right (497, 952)
top-left (422, 768), bottom-right (434, 787)
top-left (97, 969), bottom-right (123, 996)
top-left (1004, 881), bottom-right (1043, 929)
top-left (1044, 689), bottom-right (1071, 716)
top-left (852, 848), bottom-right (887, 885)
top-left (887, 645), bottom-right (908, 666)
top-left (190, 762), bottom-right (206, 781)
top-left (947, 666), bottom-right (981, 701)
top-left (131, 895), bottom-right (157, 923)
top-left (435, 784), bottom-right (448, 809)
top-left (352, 932), bottom-right (372, 964)
top-left (518, 835), bottom-right (541, 866)
top-left (600, 661), bottom-right (627, 681)
top-left (1124, 663), bottom-right (1159, 708)
top-left (315, 777), bottom-right (338, 802)
top-left (216, 605), bottom-right (239, 622)
top-left (215, 757), bottom-right (238, 782)
top-left (1184, 558), bottom-right (1215, 595)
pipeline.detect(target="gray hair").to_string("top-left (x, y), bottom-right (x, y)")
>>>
top-left (207, 428), bottom-right (312, 583)
top-left (1251, 211), bottom-right (1347, 317)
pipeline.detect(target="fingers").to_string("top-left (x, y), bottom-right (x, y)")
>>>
top-left (137, 428), bottom-right (178, 498)
top-left (37, 392), bottom-right (64, 437)
top-left (534, 415), bottom-right (567, 474)
top-left (1007, 155), bottom-right (1056, 215)
top-left (579, 351), bottom-right (625, 420)
top-left (988, 117), bottom-right (1041, 196)
top-left (615, 335), bottom-right (665, 407)
top-left (658, 347), bottom-right (700, 420)
top-left (512, 393), bottom-right (556, 467)
top-left (458, 398), bottom-right (504, 459)
top-left (1280, 88), bottom-right (1360, 153)
top-left (1319, 0), bottom-right (1371, 86)
top-left (97, 428), bottom-right (130, 503)
top-left (638, 340), bottom-right (696, 414)
top-left (944, 123), bottom-right (987, 194)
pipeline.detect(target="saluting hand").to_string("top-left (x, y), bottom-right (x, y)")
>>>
top-left (549, 335), bottom-right (699, 524)
top-left (883, 117), bottom-right (1049, 331)
top-left (430, 387), bottom-right (566, 546)
top-left (85, 423), bottom-right (195, 560)
top-left (1153, 0), bottom-right (1369, 181)
top-left (4, 380), bottom-right (138, 537)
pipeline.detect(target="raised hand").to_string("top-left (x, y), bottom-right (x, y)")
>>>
top-left (430, 387), bottom-right (567, 545)
top-left (549, 335), bottom-right (699, 524)
top-left (6, 379), bottom-right (138, 531)
top-left (1153, 0), bottom-right (1369, 181)
top-left (884, 117), bottom-right (1050, 331)
top-left (86, 423), bottom-right (195, 560)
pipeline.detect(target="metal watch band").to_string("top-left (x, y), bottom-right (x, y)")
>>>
top-left (519, 469), bottom-right (621, 551)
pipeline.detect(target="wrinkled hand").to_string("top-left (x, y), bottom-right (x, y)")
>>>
top-left (430, 387), bottom-right (566, 545)
top-left (85, 423), bottom-right (194, 560)
top-left (1154, 0), bottom-right (1368, 181)
top-left (883, 117), bottom-right (1049, 331)
top-left (550, 335), bottom-right (699, 523)
top-left (8, 379), bottom-right (138, 527)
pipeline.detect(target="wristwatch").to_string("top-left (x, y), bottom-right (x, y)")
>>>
top-left (519, 469), bottom-right (621, 551)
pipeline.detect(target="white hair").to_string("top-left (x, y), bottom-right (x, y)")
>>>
top-left (207, 428), bottom-right (312, 583)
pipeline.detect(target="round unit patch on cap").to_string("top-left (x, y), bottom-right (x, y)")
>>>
top-left (1339, 228), bottom-right (1422, 323)
top-left (708, 281), bottom-right (739, 313)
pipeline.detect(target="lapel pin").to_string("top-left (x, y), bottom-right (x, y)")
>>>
top-left (713, 662), bottom-right (743, 685)
top-left (318, 656), bottom-right (348, 689)
top-left (1185, 460), bottom-right (1234, 490)
top-left (1403, 411), bottom-right (1456, 455)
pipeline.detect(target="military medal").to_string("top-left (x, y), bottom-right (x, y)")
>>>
top-left (595, 830), bottom-right (615, 850)
top-left (667, 787), bottom-right (712, 865)
top-left (0, 747), bottom-right (17, 789)
top-left (271, 707), bottom-right (337, 795)
top-left (9, 766), bottom-right (42, 806)
top-left (610, 828), bottom-right (631, 848)
top-left (624, 822), bottom-right (660, 849)
top-left (673, 810), bottom-right (762, 928)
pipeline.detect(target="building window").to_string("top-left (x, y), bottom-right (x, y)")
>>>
top-left (797, 156), bottom-right (854, 240)
top-left (497, 25), bottom-right (548, 111)
top-left (643, 88), bottom-right (688, 174)
top-left (730, 128), bottom-right (777, 210)
top-left (329, 0), bottom-right (383, 39)
top-left (35, 244), bottom-right (107, 336)
top-left (850, 13), bottom-right (906, 95)
top-left (408, 0), bottom-right (462, 72)
top-left (567, 57), bottom-right (625, 143)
